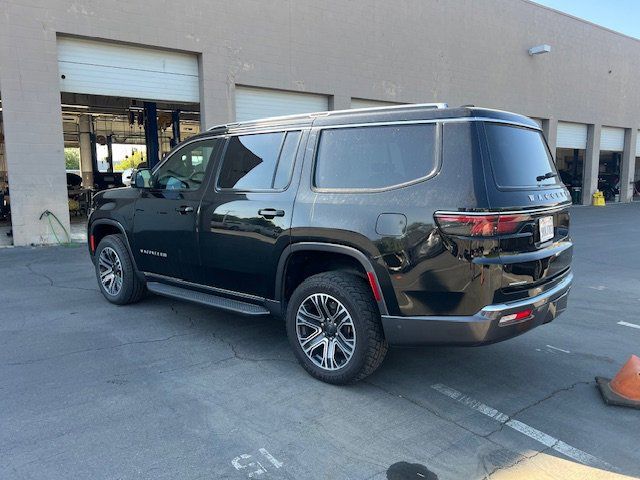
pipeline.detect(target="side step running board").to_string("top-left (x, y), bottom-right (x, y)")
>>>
top-left (146, 282), bottom-right (270, 316)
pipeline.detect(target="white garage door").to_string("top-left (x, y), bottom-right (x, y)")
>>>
top-left (351, 98), bottom-right (401, 109)
top-left (600, 126), bottom-right (625, 152)
top-left (57, 37), bottom-right (199, 103)
top-left (557, 122), bottom-right (588, 149)
top-left (235, 86), bottom-right (328, 122)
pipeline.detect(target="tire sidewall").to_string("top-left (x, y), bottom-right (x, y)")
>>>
top-left (286, 275), bottom-right (375, 383)
top-left (94, 235), bottom-right (135, 305)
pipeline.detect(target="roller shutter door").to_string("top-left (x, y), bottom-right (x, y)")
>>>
top-left (557, 122), bottom-right (588, 149)
top-left (235, 86), bottom-right (328, 122)
top-left (600, 127), bottom-right (625, 152)
top-left (57, 37), bottom-right (199, 103)
top-left (350, 98), bottom-right (401, 109)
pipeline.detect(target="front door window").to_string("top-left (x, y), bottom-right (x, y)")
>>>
top-left (154, 140), bottom-right (217, 191)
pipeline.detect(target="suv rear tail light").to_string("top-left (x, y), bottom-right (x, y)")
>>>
top-left (434, 212), bottom-right (527, 237)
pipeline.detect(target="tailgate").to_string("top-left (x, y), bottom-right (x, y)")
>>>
top-left (499, 206), bottom-right (572, 290)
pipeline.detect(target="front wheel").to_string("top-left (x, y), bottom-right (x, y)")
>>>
top-left (286, 272), bottom-right (388, 384)
top-left (94, 234), bottom-right (145, 305)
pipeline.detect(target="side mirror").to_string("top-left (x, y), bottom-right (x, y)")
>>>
top-left (133, 168), bottom-right (153, 188)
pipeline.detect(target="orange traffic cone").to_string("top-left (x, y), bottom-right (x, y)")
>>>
top-left (596, 354), bottom-right (640, 409)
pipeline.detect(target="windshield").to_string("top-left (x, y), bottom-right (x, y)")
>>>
top-left (484, 123), bottom-right (561, 188)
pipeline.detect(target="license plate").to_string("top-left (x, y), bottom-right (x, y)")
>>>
top-left (539, 216), bottom-right (554, 242)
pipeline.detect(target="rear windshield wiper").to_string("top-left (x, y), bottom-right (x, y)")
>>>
top-left (536, 172), bottom-right (557, 181)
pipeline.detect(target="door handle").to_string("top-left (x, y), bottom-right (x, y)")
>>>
top-left (258, 208), bottom-right (285, 218)
top-left (176, 205), bottom-right (194, 214)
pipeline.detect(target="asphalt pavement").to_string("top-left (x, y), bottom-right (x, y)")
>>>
top-left (1, 203), bottom-right (639, 479)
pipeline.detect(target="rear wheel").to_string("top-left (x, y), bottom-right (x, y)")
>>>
top-left (286, 271), bottom-right (388, 384)
top-left (94, 234), bottom-right (145, 305)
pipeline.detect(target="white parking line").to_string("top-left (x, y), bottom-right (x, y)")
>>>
top-left (546, 345), bottom-right (571, 354)
top-left (431, 383), bottom-right (613, 471)
top-left (617, 321), bottom-right (640, 330)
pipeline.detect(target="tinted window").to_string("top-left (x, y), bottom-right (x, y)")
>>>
top-left (484, 123), bottom-right (560, 187)
top-left (218, 133), bottom-right (283, 190)
top-left (154, 139), bottom-right (218, 191)
top-left (218, 131), bottom-right (300, 190)
top-left (273, 131), bottom-right (301, 189)
top-left (314, 124), bottom-right (437, 189)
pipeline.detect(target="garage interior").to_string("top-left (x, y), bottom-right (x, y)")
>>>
top-left (61, 93), bottom-right (200, 239)
top-left (555, 122), bottom-right (587, 204)
top-left (597, 126), bottom-right (625, 202)
top-left (0, 96), bottom-right (10, 247)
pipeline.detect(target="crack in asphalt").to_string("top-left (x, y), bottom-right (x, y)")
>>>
top-left (364, 380), bottom-right (506, 447)
top-left (484, 446), bottom-right (552, 479)
top-left (6, 332), bottom-right (196, 366)
top-left (25, 262), bottom-right (98, 292)
top-left (168, 303), bottom-right (296, 365)
top-left (367, 379), bottom-right (597, 478)
top-left (485, 380), bottom-right (594, 440)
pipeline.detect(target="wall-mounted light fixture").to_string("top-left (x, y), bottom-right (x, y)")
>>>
top-left (528, 44), bottom-right (551, 56)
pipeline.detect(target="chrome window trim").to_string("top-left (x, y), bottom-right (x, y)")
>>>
top-left (310, 122), bottom-right (443, 194)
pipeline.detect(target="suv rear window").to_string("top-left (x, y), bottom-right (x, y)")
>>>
top-left (484, 123), bottom-right (560, 188)
top-left (314, 124), bottom-right (437, 190)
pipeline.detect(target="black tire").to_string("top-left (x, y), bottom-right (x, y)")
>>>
top-left (286, 271), bottom-right (388, 384)
top-left (94, 234), bottom-right (145, 305)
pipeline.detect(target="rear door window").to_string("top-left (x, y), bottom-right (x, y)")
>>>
top-left (217, 131), bottom-right (300, 191)
top-left (314, 124), bottom-right (438, 190)
top-left (484, 123), bottom-right (561, 188)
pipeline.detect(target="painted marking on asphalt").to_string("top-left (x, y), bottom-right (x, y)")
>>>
top-left (232, 449), bottom-right (283, 478)
top-left (259, 448), bottom-right (283, 469)
top-left (588, 285), bottom-right (606, 291)
top-left (617, 321), bottom-right (640, 330)
top-left (546, 345), bottom-right (571, 354)
top-left (431, 383), bottom-right (613, 471)
top-left (232, 454), bottom-right (266, 478)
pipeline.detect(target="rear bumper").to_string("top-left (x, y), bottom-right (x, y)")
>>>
top-left (381, 272), bottom-right (572, 346)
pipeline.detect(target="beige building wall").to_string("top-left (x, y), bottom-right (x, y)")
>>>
top-left (0, 0), bottom-right (639, 244)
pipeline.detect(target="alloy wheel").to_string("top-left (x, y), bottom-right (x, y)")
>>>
top-left (296, 293), bottom-right (356, 371)
top-left (98, 246), bottom-right (123, 296)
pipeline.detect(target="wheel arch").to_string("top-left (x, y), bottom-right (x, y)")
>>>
top-left (276, 242), bottom-right (389, 315)
top-left (89, 219), bottom-right (141, 274)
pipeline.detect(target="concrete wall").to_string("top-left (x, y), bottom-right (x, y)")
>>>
top-left (1, 0), bottom-right (639, 244)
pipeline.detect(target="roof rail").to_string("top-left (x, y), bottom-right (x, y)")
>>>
top-left (207, 102), bottom-right (449, 130)
top-left (323, 102), bottom-right (448, 117)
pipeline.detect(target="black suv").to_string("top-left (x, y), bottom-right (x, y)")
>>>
top-left (88, 104), bottom-right (573, 384)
